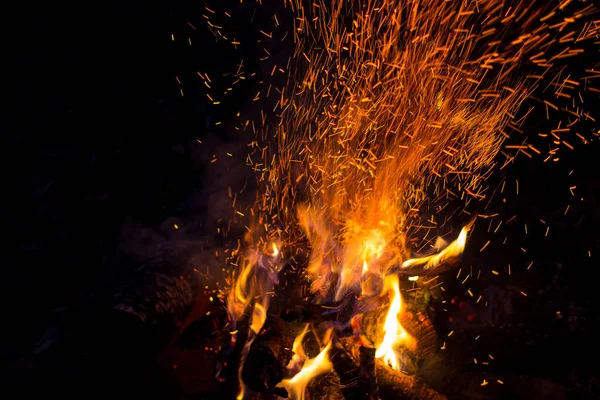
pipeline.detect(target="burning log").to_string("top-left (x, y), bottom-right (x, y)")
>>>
top-left (398, 226), bottom-right (471, 277)
top-left (330, 338), bottom-right (379, 400)
top-left (376, 360), bottom-right (447, 400)
top-left (216, 317), bottom-right (251, 398)
top-left (281, 294), bottom-right (382, 328)
top-left (358, 346), bottom-right (379, 399)
top-left (397, 258), bottom-right (460, 277)
top-left (241, 313), bottom-right (294, 397)
top-left (323, 335), bottom-right (445, 400)
top-left (400, 316), bottom-right (439, 360)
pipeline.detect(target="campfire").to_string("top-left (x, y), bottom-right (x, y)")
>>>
top-left (8, 0), bottom-right (598, 398)
top-left (221, 221), bottom-right (468, 399)
top-left (211, 0), bottom-right (598, 399)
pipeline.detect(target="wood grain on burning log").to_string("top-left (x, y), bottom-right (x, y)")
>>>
top-left (330, 337), bottom-right (378, 400)
top-left (361, 298), bottom-right (439, 360)
top-left (376, 360), bottom-right (447, 400)
top-left (318, 338), bottom-right (446, 400)
top-left (401, 316), bottom-right (439, 359)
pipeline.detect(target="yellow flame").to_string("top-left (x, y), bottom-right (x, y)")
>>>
top-left (249, 303), bottom-right (267, 335)
top-left (270, 242), bottom-right (280, 258)
top-left (286, 324), bottom-right (310, 372)
top-left (337, 225), bottom-right (396, 300)
top-left (362, 260), bottom-right (369, 274)
top-left (227, 257), bottom-right (256, 323)
top-left (261, 0), bottom-right (585, 312)
top-left (375, 274), bottom-right (416, 371)
top-left (278, 342), bottom-right (333, 400)
top-left (227, 242), bottom-right (282, 400)
top-left (402, 226), bottom-right (469, 271)
top-left (228, 241), bottom-right (281, 324)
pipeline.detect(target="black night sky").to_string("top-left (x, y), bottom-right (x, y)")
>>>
top-left (4, 1), bottom-right (600, 399)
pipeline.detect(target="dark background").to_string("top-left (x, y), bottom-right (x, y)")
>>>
top-left (5, 0), bottom-right (273, 344)
top-left (3, 1), bottom-right (599, 399)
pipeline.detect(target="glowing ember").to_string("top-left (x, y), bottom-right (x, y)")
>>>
top-left (375, 274), bottom-right (416, 371)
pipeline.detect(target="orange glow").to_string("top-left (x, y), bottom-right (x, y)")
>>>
top-left (227, 242), bottom-right (282, 400)
top-left (375, 274), bottom-right (416, 371)
top-left (402, 226), bottom-right (470, 271)
top-left (286, 324), bottom-right (310, 373)
top-left (249, 302), bottom-right (267, 335)
top-left (270, 242), bottom-right (280, 258)
top-left (277, 342), bottom-right (333, 400)
top-left (223, 0), bottom-right (598, 397)
top-left (273, 0), bottom-right (548, 314)
top-left (227, 241), bottom-right (281, 325)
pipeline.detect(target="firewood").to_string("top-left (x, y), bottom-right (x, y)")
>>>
top-left (241, 313), bottom-right (295, 396)
top-left (376, 360), bottom-right (447, 400)
top-left (280, 294), bottom-right (382, 327)
top-left (328, 334), bottom-right (379, 400)
top-left (358, 346), bottom-right (379, 399)
top-left (397, 258), bottom-right (461, 277)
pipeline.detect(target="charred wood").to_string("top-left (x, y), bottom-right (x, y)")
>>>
top-left (281, 294), bottom-right (382, 328)
top-left (358, 346), bottom-right (379, 399)
top-left (330, 337), bottom-right (379, 400)
top-left (241, 313), bottom-right (294, 397)
top-left (376, 360), bottom-right (447, 400)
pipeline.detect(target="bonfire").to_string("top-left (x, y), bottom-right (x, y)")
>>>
top-left (217, 0), bottom-right (599, 399)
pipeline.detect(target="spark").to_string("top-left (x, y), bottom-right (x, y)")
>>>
top-left (222, 0), bottom-right (599, 397)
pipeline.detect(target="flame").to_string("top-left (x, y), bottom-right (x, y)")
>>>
top-left (299, 205), bottom-right (399, 302)
top-left (270, 242), bottom-right (280, 258)
top-left (227, 241), bottom-right (282, 324)
top-left (362, 260), bottom-right (369, 274)
top-left (249, 302), bottom-right (267, 335)
top-left (277, 342), bottom-right (333, 400)
top-left (226, 242), bottom-right (282, 400)
top-left (224, 0), bottom-right (598, 397)
top-left (402, 226), bottom-right (469, 271)
top-left (286, 324), bottom-right (310, 373)
top-left (262, 0), bottom-right (598, 312)
top-left (338, 226), bottom-right (391, 300)
top-left (375, 274), bottom-right (416, 371)
top-left (227, 256), bottom-right (257, 324)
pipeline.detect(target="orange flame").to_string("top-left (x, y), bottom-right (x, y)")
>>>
top-left (277, 342), bottom-right (333, 400)
top-left (402, 226), bottom-right (470, 271)
top-left (286, 324), bottom-right (310, 373)
top-left (225, 0), bottom-right (598, 397)
top-left (249, 302), bottom-right (267, 335)
top-left (227, 242), bottom-right (281, 400)
top-left (375, 274), bottom-right (416, 371)
top-left (227, 242), bottom-right (281, 324)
